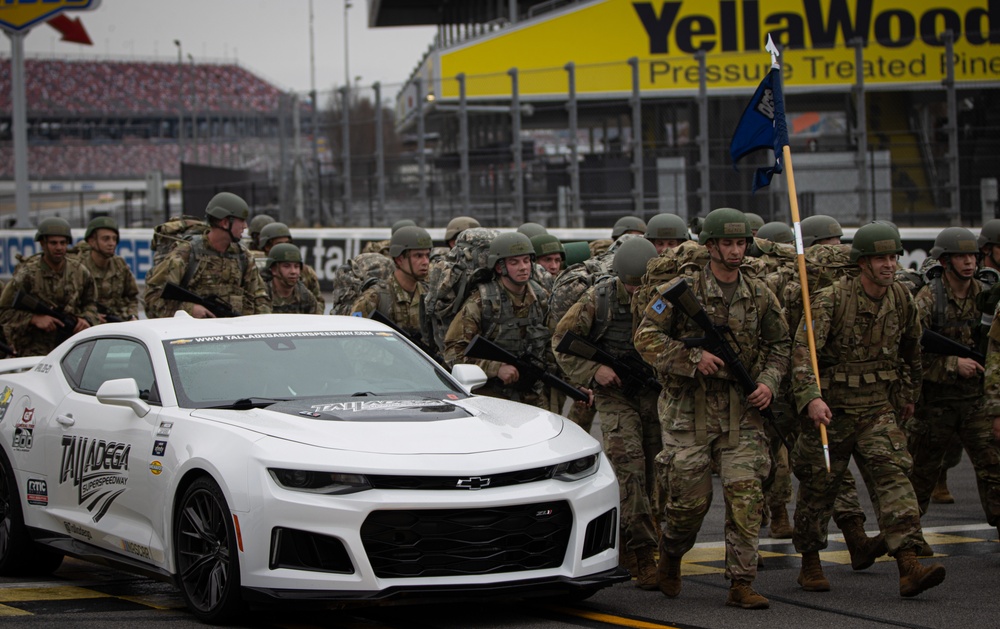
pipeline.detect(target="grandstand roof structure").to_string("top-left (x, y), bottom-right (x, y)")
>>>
top-left (0, 58), bottom-right (285, 116)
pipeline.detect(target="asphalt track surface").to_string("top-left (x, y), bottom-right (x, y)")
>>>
top-left (1, 452), bottom-right (996, 629)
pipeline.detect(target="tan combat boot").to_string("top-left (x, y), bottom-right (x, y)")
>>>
top-left (931, 470), bottom-right (955, 504)
top-left (726, 579), bottom-right (769, 609)
top-left (839, 516), bottom-right (888, 570)
top-left (634, 546), bottom-right (658, 590)
top-left (896, 548), bottom-right (946, 597)
top-left (797, 551), bottom-right (831, 592)
top-left (656, 546), bottom-right (682, 598)
top-left (769, 504), bottom-right (794, 539)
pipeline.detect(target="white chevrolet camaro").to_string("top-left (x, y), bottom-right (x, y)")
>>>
top-left (0, 314), bottom-right (624, 622)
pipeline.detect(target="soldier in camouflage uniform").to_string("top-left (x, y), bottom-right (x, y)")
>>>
top-left (0, 218), bottom-right (99, 356)
top-left (350, 226), bottom-right (432, 343)
top-left (255, 222), bottom-right (325, 312)
top-left (634, 208), bottom-right (789, 610)
top-left (554, 238), bottom-right (661, 589)
top-left (530, 233), bottom-right (564, 292)
top-left (910, 228), bottom-right (1000, 528)
top-left (361, 219), bottom-right (415, 256)
top-left (248, 214), bottom-right (275, 251)
top-left (791, 222), bottom-right (946, 597)
top-left (144, 192), bottom-right (271, 318)
top-left (75, 216), bottom-right (139, 322)
top-left (444, 232), bottom-right (557, 409)
top-left (264, 243), bottom-right (321, 314)
top-left (645, 213), bottom-right (690, 254)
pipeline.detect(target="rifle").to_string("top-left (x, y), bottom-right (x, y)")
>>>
top-left (96, 304), bottom-right (126, 324)
top-left (555, 330), bottom-right (661, 396)
top-left (161, 282), bottom-right (241, 318)
top-left (369, 310), bottom-right (448, 367)
top-left (920, 328), bottom-right (985, 365)
top-left (11, 290), bottom-right (78, 344)
top-left (658, 279), bottom-right (793, 452)
top-left (464, 334), bottom-right (590, 403)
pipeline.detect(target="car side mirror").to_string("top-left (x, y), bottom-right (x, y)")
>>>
top-left (451, 364), bottom-right (488, 393)
top-left (97, 378), bottom-right (151, 417)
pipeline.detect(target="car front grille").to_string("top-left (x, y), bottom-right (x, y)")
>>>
top-left (365, 466), bottom-right (552, 490)
top-left (361, 501), bottom-right (572, 578)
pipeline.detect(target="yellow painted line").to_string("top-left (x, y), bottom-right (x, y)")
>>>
top-left (547, 605), bottom-right (683, 629)
top-left (924, 532), bottom-right (985, 545)
top-left (0, 586), bottom-right (109, 602)
top-left (0, 604), bottom-right (32, 617)
top-left (117, 594), bottom-right (186, 611)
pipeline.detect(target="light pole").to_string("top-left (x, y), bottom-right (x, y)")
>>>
top-left (343, 1), bottom-right (352, 97)
top-left (188, 53), bottom-right (198, 163)
top-left (174, 39), bottom-right (185, 165)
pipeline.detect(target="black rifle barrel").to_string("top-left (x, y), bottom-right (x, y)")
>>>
top-left (464, 334), bottom-right (589, 402)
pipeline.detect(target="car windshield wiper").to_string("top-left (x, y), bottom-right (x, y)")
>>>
top-left (206, 397), bottom-right (290, 410)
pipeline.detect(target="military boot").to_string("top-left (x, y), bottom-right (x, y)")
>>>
top-left (839, 516), bottom-right (887, 570)
top-left (634, 546), bottom-right (658, 590)
top-left (896, 548), bottom-right (946, 597)
top-left (726, 580), bottom-right (769, 609)
top-left (797, 551), bottom-right (831, 592)
top-left (931, 472), bottom-right (955, 504)
top-left (769, 504), bottom-right (794, 539)
top-left (656, 547), bottom-right (682, 598)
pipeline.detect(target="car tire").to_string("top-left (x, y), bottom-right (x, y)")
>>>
top-left (0, 450), bottom-right (63, 576)
top-left (173, 476), bottom-right (244, 624)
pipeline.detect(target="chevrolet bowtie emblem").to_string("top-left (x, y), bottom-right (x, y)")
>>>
top-left (456, 476), bottom-right (491, 490)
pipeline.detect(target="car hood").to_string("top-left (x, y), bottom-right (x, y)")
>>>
top-left (188, 395), bottom-right (566, 454)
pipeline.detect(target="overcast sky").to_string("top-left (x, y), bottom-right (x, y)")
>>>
top-left (13, 0), bottom-right (437, 95)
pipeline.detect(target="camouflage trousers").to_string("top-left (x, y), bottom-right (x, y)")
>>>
top-left (792, 406), bottom-right (924, 555)
top-left (906, 394), bottom-right (1000, 526)
top-left (597, 387), bottom-right (661, 551)
top-left (657, 417), bottom-right (770, 582)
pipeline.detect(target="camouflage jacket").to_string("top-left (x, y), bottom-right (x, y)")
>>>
top-left (791, 276), bottom-right (922, 414)
top-left (77, 251), bottom-right (139, 321)
top-left (350, 274), bottom-right (426, 340)
top-left (914, 276), bottom-right (983, 392)
top-left (552, 277), bottom-right (635, 388)
top-left (143, 236), bottom-right (271, 318)
top-left (0, 256), bottom-right (99, 356)
top-left (981, 299), bottom-right (1000, 417)
top-left (258, 259), bottom-right (325, 313)
top-left (266, 280), bottom-right (321, 314)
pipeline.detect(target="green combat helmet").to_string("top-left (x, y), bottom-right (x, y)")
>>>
top-left (744, 212), bottom-right (765, 233)
top-left (756, 221), bottom-right (794, 244)
top-left (645, 213), bottom-right (689, 241)
top-left (487, 232), bottom-right (535, 269)
top-left (563, 241), bottom-right (592, 266)
top-left (444, 216), bottom-right (481, 242)
top-left (516, 222), bottom-right (548, 239)
top-left (35, 217), bottom-right (72, 241)
top-left (930, 227), bottom-right (979, 259)
top-left (249, 214), bottom-right (275, 236)
top-left (388, 226), bottom-right (433, 258)
top-left (800, 215), bottom-right (843, 247)
top-left (391, 219), bottom-right (416, 234)
top-left (850, 222), bottom-right (902, 263)
top-left (267, 243), bottom-right (303, 267)
top-left (205, 192), bottom-right (250, 221)
top-left (84, 216), bottom-right (119, 240)
top-left (530, 233), bottom-right (566, 259)
top-left (259, 222), bottom-right (292, 251)
top-left (613, 237), bottom-right (657, 286)
top-left (978, 219), bottom-right (1000, 250)
top-left (611, 215), bottom-right (647, 239)
top-left (698, 208), bottom-right (752, 245)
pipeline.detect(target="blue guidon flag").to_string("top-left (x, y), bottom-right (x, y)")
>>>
top-left (729, 66), bottom-right (789, 192)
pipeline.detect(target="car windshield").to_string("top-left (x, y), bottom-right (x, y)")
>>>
top-left (163, 330), bottom-right (464, 408)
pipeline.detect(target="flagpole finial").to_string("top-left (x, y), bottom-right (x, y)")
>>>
top-left (765, 34), bottom-right (780, 69)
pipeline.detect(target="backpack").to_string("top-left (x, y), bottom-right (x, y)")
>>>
top-left (329, 253), bottom-right (396, 316)
top-left (151, 215), bottom-right (209, 268)
top-left (423, 227), bottom-right (499, 353)
top-left (630, 240), bottom-right (710, 325)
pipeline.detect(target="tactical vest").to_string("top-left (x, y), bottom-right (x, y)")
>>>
top-left (182, 235), bottom-right (249, 289)
top-left (374, 280), bottom-right (424, 340)
top-left (267, 282), bottom-right (314, 314)
top-left (591, 276), bottom-right (635, 359)
top-left (819, 277), bottom-right (911, 409)
top-left (478, 280), bottom-right (550, 360)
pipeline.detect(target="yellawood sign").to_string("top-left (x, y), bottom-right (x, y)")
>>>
top-left (0, 0), bottom-right (99, 33)
top-left (437, 0), bottom-right (1000, 98)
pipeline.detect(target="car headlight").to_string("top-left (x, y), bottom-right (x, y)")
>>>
top-left (551, 453), bottom-right (599, 482)
top-left (268, 468), bottom-right (372, 494)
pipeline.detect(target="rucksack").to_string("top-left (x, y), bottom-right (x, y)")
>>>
top-left (630, 240), bottom-right (710, 325)
top-left (151, 215), bottom-right (209, 268)
top-left (329, 253), bottom-right (395, 316)
top-left (422, 227), bottom-right (499, 353)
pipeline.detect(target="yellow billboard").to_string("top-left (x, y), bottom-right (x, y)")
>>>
top-left (438, 0), bottom-right (1000, 98)
top-left (0, 0), bottom-right (99, 33)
